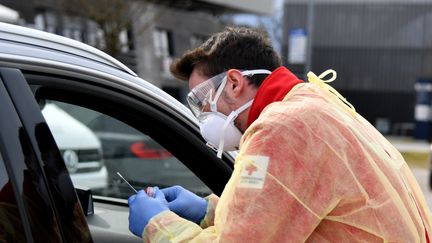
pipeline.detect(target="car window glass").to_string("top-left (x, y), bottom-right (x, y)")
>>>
top-left (41, 100), bottom-right (212, 198)
top-left (0, 152), bottom-right (27, 242)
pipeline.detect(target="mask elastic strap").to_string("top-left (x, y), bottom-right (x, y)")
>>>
top-left (216, 99), bottom-right (254, 158)
top-left (210, 76), bottom-right (227, 112)
top-left (241, 69), bottom-right (271, 76)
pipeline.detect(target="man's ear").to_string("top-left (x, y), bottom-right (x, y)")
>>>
top-left (226, 69), bottom-right (246, 98)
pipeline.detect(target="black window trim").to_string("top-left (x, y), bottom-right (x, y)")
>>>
top-left (0, 73), bottom-right (35, 243)
top-left (1, 67), bottom-right (92, 242)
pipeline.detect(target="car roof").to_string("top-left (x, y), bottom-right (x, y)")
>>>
top-left (0, 22), bottom-right (197, 127)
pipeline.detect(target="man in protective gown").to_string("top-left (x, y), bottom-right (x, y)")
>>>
top-left (128, 26), bottom-right (432, 242)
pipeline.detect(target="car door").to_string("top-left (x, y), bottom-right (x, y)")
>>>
top-left (0, 67), bottom-right (92, 242)
top-left (18, 68), bottom-right (233, 241)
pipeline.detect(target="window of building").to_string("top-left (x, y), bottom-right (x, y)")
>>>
top-left (62, 16), bottom-right (83, 42)
top-left (34, 10), bottom-right (57, 34)
top-left (119, 28), bottom-right (134, 53)
top-left (153, 28), bottom-right (174, 57)
top-left (34, 13), bottom-right (45, 30)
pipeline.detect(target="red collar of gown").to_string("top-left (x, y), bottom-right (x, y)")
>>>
top-left (246, 66), bottom-right (303, 127)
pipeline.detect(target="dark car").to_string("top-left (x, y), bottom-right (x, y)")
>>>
top-left (0, 23), bottom-right (233, 242)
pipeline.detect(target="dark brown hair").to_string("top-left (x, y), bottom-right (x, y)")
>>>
top-left (170, 26), bottom-right (281, 86)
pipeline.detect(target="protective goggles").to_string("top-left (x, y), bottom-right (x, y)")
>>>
top-left (186, 69), bottom-right (272, 118)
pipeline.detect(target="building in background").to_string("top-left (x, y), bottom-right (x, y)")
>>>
top-left (0, 0), bottom-right (274, 103)
top-left (283, 0), bottom-right (432, 137)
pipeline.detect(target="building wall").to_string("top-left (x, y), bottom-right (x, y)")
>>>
top-left (283, 2), bottom-right (432, 134)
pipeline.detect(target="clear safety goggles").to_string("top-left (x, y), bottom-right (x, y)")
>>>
top-left (186, 69), bottom-right (272, 118)
top-left (187, 72), bottom-right (227, 118)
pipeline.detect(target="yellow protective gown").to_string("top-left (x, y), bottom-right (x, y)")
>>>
top-left (143, 70), bottom-right (432, 242)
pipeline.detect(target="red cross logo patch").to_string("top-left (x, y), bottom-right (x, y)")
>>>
top-left (238, 156), bottom-right (269, 189)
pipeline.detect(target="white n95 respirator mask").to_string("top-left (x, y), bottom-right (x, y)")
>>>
top-left (199, 99), bottom-right (253, 158)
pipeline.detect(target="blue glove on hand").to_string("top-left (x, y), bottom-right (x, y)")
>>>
top-left (161, 185), bottom-right (207, 224)
top-left (128, 188), bottom-right (168, 237)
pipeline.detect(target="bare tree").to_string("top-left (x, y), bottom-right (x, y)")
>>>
top-left (77, 0), bottom-right (148, 56)
top-left (57, 0), bottom-right (182, 57)
top-left (85, 0), bottom-right (197, 56)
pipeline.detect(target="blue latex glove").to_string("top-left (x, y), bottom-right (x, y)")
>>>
top-left (128, 188), bottom-right (168, 237)
top-left (161, 185), bottom-right (207, 224)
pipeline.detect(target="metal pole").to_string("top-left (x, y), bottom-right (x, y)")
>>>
top-left (305, 0), bottom-right (315, 80)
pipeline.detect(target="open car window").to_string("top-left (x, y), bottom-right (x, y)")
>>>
top-left (41, 100), bottom-right (212, 199)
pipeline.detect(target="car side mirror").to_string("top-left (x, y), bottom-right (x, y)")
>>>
top-left (75, 185), bottom-right (94, 216)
